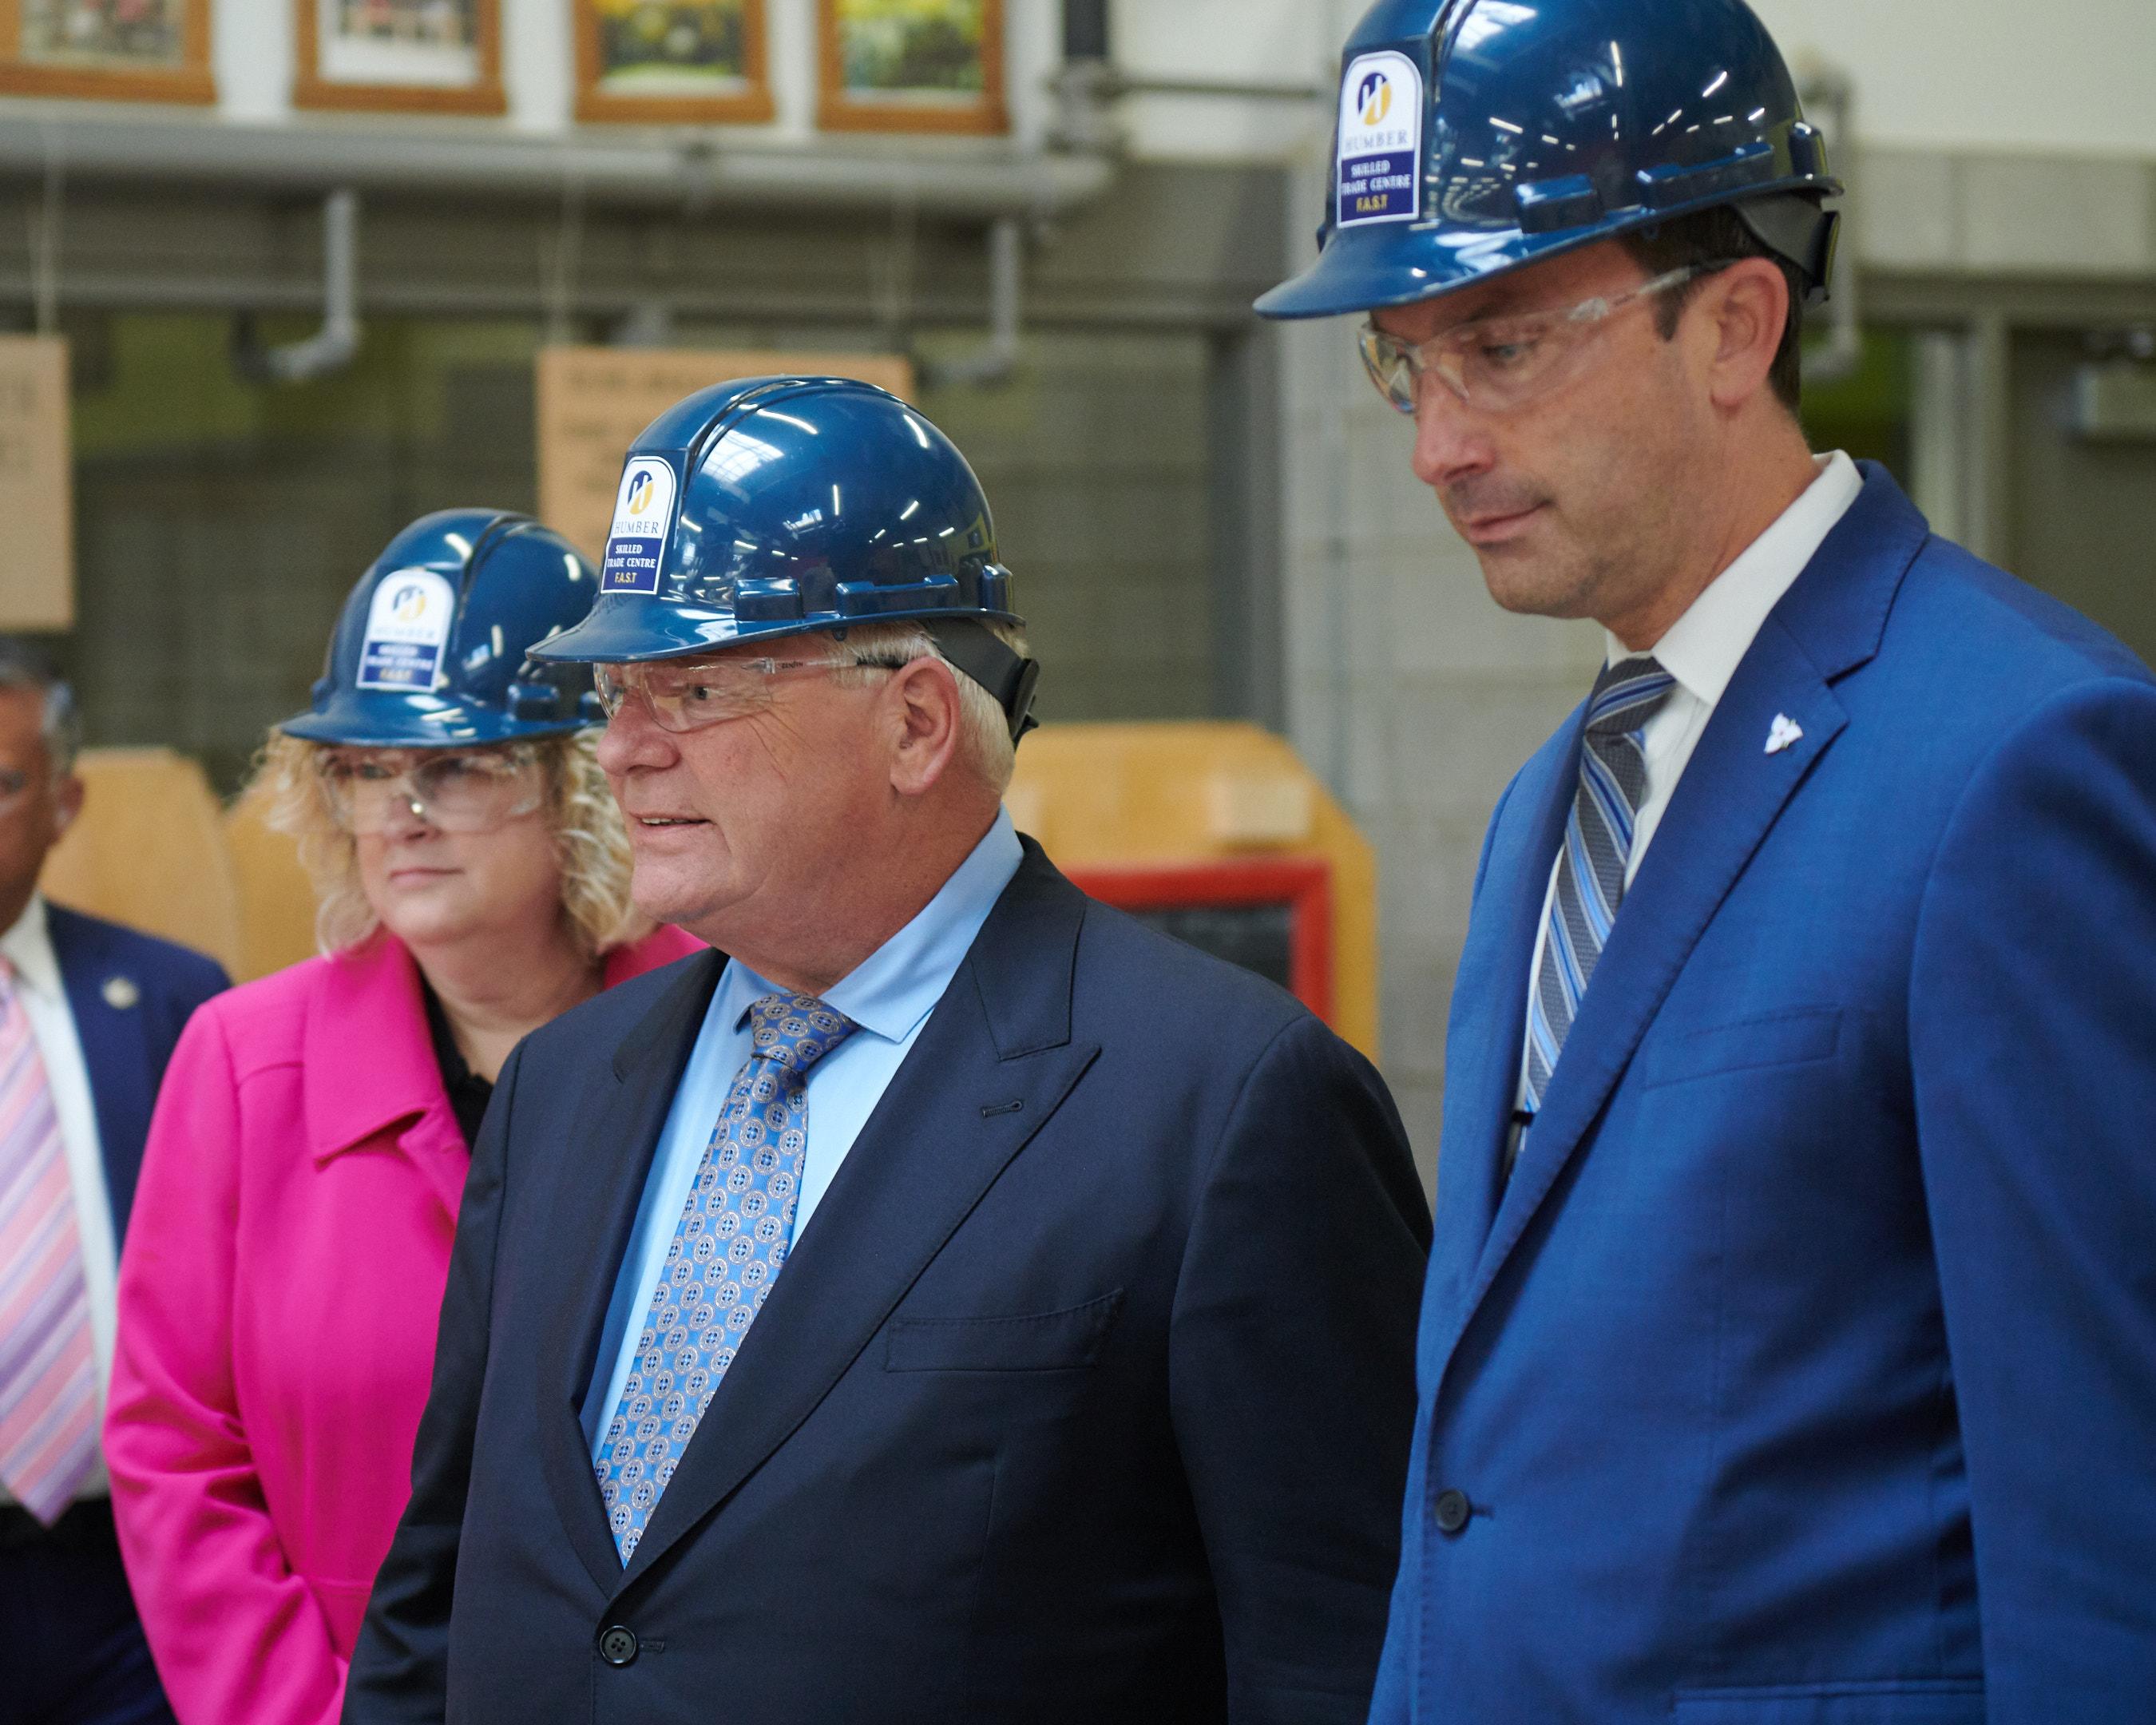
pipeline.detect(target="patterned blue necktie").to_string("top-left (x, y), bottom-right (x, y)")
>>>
top-left (596, 991), bottom-right (859, 1563)
top-left (1523, 656), bottom-right (1676, 1113)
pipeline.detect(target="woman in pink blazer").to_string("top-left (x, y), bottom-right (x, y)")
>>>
top-left (104, 514), bottom-right (702, 1725)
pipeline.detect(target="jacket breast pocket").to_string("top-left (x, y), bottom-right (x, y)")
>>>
top-left (1643, 1006), bottom-right (1842, 1090)
top-left (1674, 1679), bottom-right (1984, 1723)
top-left (883, 1291), bottom-right (1125, 1373)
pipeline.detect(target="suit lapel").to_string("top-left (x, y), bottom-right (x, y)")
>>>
top-left (533, 949), bottom-right (726, 1599)
top-left (1428, 727), bottom-right (1578, 1286)
top-left (1433, 463), bottom-right (1929, 1374)
top-left (616, 847), bottom-right (1100, 1595)
top-left (46, 909), bottom-right (153, 1239)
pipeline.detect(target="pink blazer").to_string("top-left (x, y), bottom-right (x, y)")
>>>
top-left (105, 924), bottom-right (700, 1725)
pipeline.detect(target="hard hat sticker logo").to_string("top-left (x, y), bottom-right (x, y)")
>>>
top-left (1338, 50), bottom-right (1422, 228)
top-left (356, 569), bottom-right (457, 692)
top-left (601, 458), bottom-right (678, 596)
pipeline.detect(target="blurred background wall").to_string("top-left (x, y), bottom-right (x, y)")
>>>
top-left (2, 0), bottom-right (2151, 1184)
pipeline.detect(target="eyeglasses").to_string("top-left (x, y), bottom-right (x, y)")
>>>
top-left (1358, 265), bottom-right (1714, 415)
top-left (594, 654), bottom-right (901, 736)
top-left (316, 747), bottom-right (542, 835)
top-left (0, 767), bottom-right (30, 819)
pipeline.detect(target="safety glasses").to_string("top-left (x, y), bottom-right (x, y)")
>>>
top-left (594, 654), bottom-right (898, 736)
top-left (1358, 264), bottom-right (1714, 415)
top-left (316, 746), bottom-right (543, 835)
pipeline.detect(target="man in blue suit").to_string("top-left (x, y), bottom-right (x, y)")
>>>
top-left (0, 640), bottom-right (229, 1725)
top-left (347, 379), bottom-right (1431, 1723)
top-left (1258, 2), bottom-right (2156, 1721)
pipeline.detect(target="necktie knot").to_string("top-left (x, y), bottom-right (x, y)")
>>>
top-left (747, 993), bottom-right (859, 1077)
top-left (1586, 656), bottom-right (1676, 740)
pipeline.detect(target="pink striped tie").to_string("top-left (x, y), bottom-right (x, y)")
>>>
top-left (0, 958), bottom-right (96, 1525)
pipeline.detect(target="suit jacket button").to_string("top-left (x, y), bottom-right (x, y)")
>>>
top-left (598, 1625), bottom-right (640, 1667)
top-left (1433, 1489), bottom-right (1472, 1535)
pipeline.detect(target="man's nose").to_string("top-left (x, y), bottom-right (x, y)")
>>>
top-left (595, 691), bottom-right (680, 775)
top-left (1409, 379), bottom-right (1496, 492)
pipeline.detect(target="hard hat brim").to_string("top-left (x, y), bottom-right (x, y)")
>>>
top-left (529, 599), bottom-right (1024, 666)
top-left (277, 688), bottom-right (590, 749)
top-left (1255, 180), bottom-right (1841, 321)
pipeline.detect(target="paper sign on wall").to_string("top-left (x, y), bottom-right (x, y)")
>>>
top-left (0, 337), bottom-right (73, 631)
top-left (536, 347), bottom-right (915, 566)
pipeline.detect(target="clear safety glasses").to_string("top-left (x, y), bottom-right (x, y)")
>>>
top-left (1357, 265), bottom-right (1714, 416)
top-left (316, 746), bottom-right (544, 835)
top-left (594, 654), bottom-right (898, 735)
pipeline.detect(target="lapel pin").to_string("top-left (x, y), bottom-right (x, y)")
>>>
top-left (1765, 714), bottom-right (1804, 756)
top-left (102, 974), bottom-right (141, 1010)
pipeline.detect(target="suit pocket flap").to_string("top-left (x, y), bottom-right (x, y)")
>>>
top-left (1644, 1006), bottom-right (1842, 1089)
top-left (1675, 1679), bottom-right (1984, 1723)
top-left (885, 1291), bottom-right (1125, 1373)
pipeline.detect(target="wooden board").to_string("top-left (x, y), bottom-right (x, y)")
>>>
top-left (42, 748), bottom-right (243, 977)
top-left (536, 347), bottom-right (914, 562)
top-left (0, 336), bottom-right (74, 632)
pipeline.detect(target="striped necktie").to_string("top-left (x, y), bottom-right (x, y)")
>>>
top-left (596, 992), bottom-right (860, 1563)
top-left (1523, 656), bottom-right (1677, 1114)
top-left (0, 958), bottom-right (96, 1525)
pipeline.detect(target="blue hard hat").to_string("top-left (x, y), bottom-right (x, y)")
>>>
top-left (1257, 0), bottom-right (1841, 320)
top-left (532, 376), bottom-right (1038, 739)
top-left (280, 510), bottom-right (604, 748)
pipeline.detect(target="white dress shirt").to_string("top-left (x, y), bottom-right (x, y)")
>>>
top-left (1515, 451), bottom-right (1865, 1112)
top-left (2, 891), bottom-right (117, 1501)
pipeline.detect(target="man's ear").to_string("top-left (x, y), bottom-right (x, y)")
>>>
top-left (51, 772), bottom-right (83, 835)
top-left (885, 657), bottom-right (964, 798)
top-left (1698, 257), bottom-right (1790, 414)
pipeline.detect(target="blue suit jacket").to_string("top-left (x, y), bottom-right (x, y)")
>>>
top-left (45, 902), bottom-right (229, 1241)
top-left (347, 843), bottom-right (1432, 1725)
top-left (1369, 467), bottom-right (2156, 1725)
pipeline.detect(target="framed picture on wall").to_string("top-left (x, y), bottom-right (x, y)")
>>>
top-left (294, 0), bottom-right (505, 115)
top-left (0, 0), bottom-right (216, 102)
top-left (817, 0), bottom-right (1006, 136)
top-left (574, 0), bottom-right (773, 125)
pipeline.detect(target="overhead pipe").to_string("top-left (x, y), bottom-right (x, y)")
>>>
top-left (0, 117), bottom-right (1112, 221)
top-left (924, 215), bottom-right (1024, 391)
top-left (233, 188), bottom-right (360, 383)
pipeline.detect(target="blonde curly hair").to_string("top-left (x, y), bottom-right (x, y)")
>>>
top-left (251, 730), bottom-right (655, 959)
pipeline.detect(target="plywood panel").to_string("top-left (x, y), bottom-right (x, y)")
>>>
top-left (536, 347), bottom-right (913, 561)
top-left (0, 336), bottom-right (73, 631)
top-left (42, 748), bottom-right (240, 975)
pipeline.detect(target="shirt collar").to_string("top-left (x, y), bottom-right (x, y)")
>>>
top-left (0, 892), bottom-right (61, 999)
top-left (719, 807), bottom-right (1024, 1045)
top-left (1608, 450), bottom-right (1865, 708)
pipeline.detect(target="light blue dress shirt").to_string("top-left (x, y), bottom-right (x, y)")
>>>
top-left (583, 809), bottom-right (1024, 1456)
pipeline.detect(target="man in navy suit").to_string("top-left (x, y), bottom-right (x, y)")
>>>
top-left (0, 640), bottom-right (228, 1725)
top-left (1258, 2), bottom-right (2156, 1721)
top-left (347, 379), bottom-right (1431, 1724)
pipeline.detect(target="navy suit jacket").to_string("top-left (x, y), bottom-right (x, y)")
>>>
top-left (45, 902), bottom-right (229, 1242)
top-left (347, 843), bottom-right (1432, 1725)
top-left (1369, 467), bottom-right (2156, 1725)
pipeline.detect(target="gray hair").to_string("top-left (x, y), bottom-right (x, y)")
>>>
top-left (825, 620), bottom-right (1030, 795)
top-left (0, 638), bottom-right (81, 775)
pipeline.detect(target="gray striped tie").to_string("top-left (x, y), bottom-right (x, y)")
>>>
top-left (1523, 656), bottom-right (1676, 1112)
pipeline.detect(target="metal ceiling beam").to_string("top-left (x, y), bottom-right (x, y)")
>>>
top-left (0, 113), bottom-right (1115, 220)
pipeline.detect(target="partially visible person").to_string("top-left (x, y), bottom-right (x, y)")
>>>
top-left (0, 638), bottom-right (228, 1725)
top-left (104, 514), bottom-right (702, 1725)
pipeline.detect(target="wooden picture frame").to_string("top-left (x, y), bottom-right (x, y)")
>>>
top-left (0, 0), bottom-right (215, 104)
top-left (574, 0), bottom-right (773, 126)
top-left (294, 0), bottom-right (505, 117)
top-left (817, 0), bottom-right (1006, 137)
